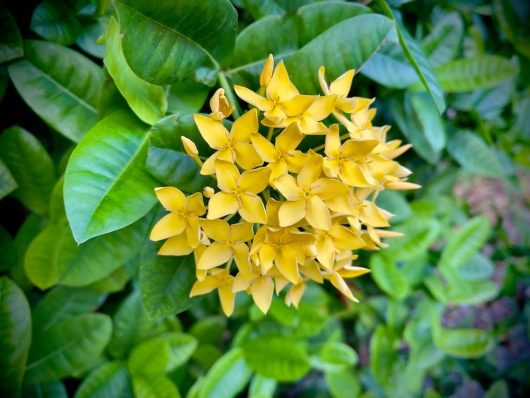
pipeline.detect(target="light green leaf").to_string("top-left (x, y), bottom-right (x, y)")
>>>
top-left (25, 313), bottom-right (112, 383)
top-left (285, 14), bottom-right (394, 93)
top-left (378, 0), bottom-right (446, 113)
top-left (88, 267), bottom-right (130, 293)
top-left (0, 126), bottom-right (55, 215)
top-left (30, 0), bottom-right (81, 45)
top-left (459, 253), bottom-right (495, 281)
top-left (0, 158), bottom-right (16, 200)
top-left (421, 12), bottom-right (463, 68)
top-left (446, 280), bottom-right (499, 305)
top-left (8, 40), bottom-right (103, 142)
top-left (0, 277), bottom-right (31, 396)
top-left (369, 326), bottom-right (395, 386)
top-left (243, 336), bottom-right (310, 382)
top-left (199, 348), bottom-right (252, 398)
top-left (104, 17), bottom-right (167, 125)
top-left (139, 242), bottom-right (197, 319)
top-left (447, 130), bottom-right (505, 177)
top-left (64, 111), bottom-right (158, 243)
top-left (163, 333), bottom-right (198, 370)
top-left (248, 375), bottom-right (276, 398)
top-left (128, 338), bottom-right (171, 376)
top-left (114, 0), bottom-right (237, 85)
top-left (0, 4), bottom-right (23, 63)
top-left (49, 176), bottom-right (66, 224)
top-left (325, 369), bottom-right (360, 398)
top-left (74, 361), bottom-right (132, 398)
top-left (132, 375), bottom-right (180, 398)
top-left (386, 218), bottom-right (441, 261)
top-left (313, 341), bottom-right (358, 372)
top-left (433, 325), bottom-right (494, 359)
top-left (361, 43), bottom-right (418, 88)
top-left (189, 316), bottom-right (227, 345)
top-left (435, 55), bottom-right (518, 92)
top-left (409, 93), bottom-right (446, 154)
top-left (370, 254), bottom-right (409, 300)
top-left (31, 286), bottom-right (106, 332)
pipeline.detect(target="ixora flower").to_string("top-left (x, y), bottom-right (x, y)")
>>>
top-left (151, 55), bottom-right (420, 316)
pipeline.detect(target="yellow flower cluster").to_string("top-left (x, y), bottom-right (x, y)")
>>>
top-left (150, 55), bottom-right (419, 316)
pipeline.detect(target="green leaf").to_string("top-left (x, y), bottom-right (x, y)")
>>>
top-left (161, 333), bottom-right (198, 370)
top-left (485, 380), bottom-right (509, 398)
top-left (313, 341), bottom-right (358, 372)
top-left (248, 375), bottom-right (276, 398)
top-left (31, 286), bottom-right (106, 331)
top-left (421, 12), bottom-right (463, 68)
top-left (76, 17), bottom-right (107, 59)
top-left (64, 111), bottom-right (158, 243)
top-left (8, 40), bottom-right (103, 142)
top-left (0, 158), bottom-right (16, 200)
top-left (104, 17), bottom-right (167, 125)
top-left (439, 216), bottom-right (491, 273)
top-left (114, 0), bottom-right (237, 85)
top-left (370, 254), bottom-right (409, 300)
top-left (128, 338), bottom-right (171, 376)
top-left (0, 277), bottom-right (31, 396)
top-left (139, 241), bottom-right (197, 319)
top-left (285, 14), bottom-right (394, 93)
top-left (325, 369), bottom-right (360, 398)
top-left (132, 375), bottom-right (180, 398)
top-left (369, 326), bottom-right (395, 386)
top-left (230, 2), bottom-right (370, 83)
top-left (189, 316), bottom-right (227, 345)
top-left (74, 361), bottom-right (132, 398)
top-left (434, 55), bottom-right (518, 92)
top-left (25, 313), bottom-right (112, 383)
top-left (30, 0), bottom-right (81, 45)
top-left (108, 289), bottom-right (165, 359)
top-left (168, 81), bottom-right (209, 115)
top-left (240, 0), bottom-right (284, 20)
top-left (243, 336), bottom-right (310, 381)
top-left (361, 43), bottom-right (418, 88)
top-left (446, 280), bottom-right (499, 305)
top-left (458, 253), bottom-right (495, 281)
top-left (199, 348), bottom-right (252, 398)
top-left (432, 325), bottom-right (493, 359)
top-left (22, 381), bottom-right (67, 398)
top-left (409, 93), bottom-right (446, 153)
top-left (386, 218), bottom-right (441, 261)
top-left (0, 226), bottom-right (16, 272)
top-left (377, 0), bottom-right (446, 113)
top-left (0, 126), bottom-right (55, 215)
top-left (88, 267), bottom-right (130, 293)
top-left (447, 130), bottom-right (505, 178)
top-left (0, 4), bottom-right (23, 63)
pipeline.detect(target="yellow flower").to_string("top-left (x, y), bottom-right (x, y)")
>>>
top-left (327, 263), bottom-right (370, 302)
top-left (318, 66), bottom-right (373, 115)
top-left (207, 160), bottom-right (270, 223)
top-left (251, 123), bottom-right (307, 181)
top-left (150, 187), bottom-right (205, 255)
top-left (209, 88), bottom-right (234, 121)
top-left (274, 95), bottom-right (336, 134)
top-left (194, 109), bottom-right (262, 175)
top-left (233, 269), bottom-right (275, 314)
top-left (274, 155), bottom-right (350, 230)
top-left (259, 53), bottom-right (274, 89)
top-left (190, 268), bottom-right (236, 316)
top-left (197, 219), bottom-right (253, 280)
top-left (234, 61), bottom-right (299, 125)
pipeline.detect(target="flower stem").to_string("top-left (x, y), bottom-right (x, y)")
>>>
top-left (267, 127), bottom-right (274, 140)
top-left (218, 72), bottom-right (241, 119)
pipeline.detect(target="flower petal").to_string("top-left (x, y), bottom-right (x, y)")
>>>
top-left (275, 122), bottom-right (304, 153)
top-left (278, 199), bottom-right (306, 227)
top-left (266, 61), bottom-right (299, 102)
top-left (230, 222), bottom-right (254, 242)
top-left (329, 69), bottom-right (355, 98)
top-left (311, 178), bottom-right (350, 200)
top-left (297, 155), bottom-right (323, 188)
top-left (281, 95), bottom-right (315, 117)
top-left (342, 139), bottom-right (379, 157)
top-left (193, 114), bottom-right (230, 149)
top-left (316, 236), bottom-right (335, 271)
top-left (273, 174), bottom-right (300, 201)
top-left (187, 192), bottom-right (206, 215)
top-left (150, 213), bottom-right (186, 241)
top-left (218, 285), bottom-right (235, 316)
top-left (200, 219), bottom-right (230, 241)
top-left (239, 167), bottom-right (271, 194)
top-left (251, 277), bottom-right (275, 314)
top-left (158, 233), bottom-right (193, 256)
top-left (275, 246), bottom-right (300, 284)
top-left (285, 282), bottom-right (305, 308)
top-left (231, 108), bottom-right (258, 142)
top-left (324, 124), bottom-right (341, 158)
top-left (155, 187), bottom-right (186, 212)
top-left (232, 242), bottom-right (252, 281)
top-left (234, 143), bottom-right (263, 170)
top-left (207, 192), bottom-right (239, 219)
top-left (306, 196), bottom-right (331, 230)
top-left (239, 194), bottom-right (267, 224)
top-left (197, 242), bottom-right (232, 270)
top-left (251, 133), bottom-right (277, 162)
top-left (305, 95), bottom-right (336, 120)
top-left (190, 276), bottom-right (218, 297)
top-left (185, 216), bottom-right (201, 248)
top-left (234, 85), bottom-right (272, 111)
top-left (328, 273), bottom-right (357, 302)
top-left (215, 160), bottom-right (240, 192)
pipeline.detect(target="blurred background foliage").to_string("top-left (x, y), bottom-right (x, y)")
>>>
top-left (0, 0), bottom-right (529, 397)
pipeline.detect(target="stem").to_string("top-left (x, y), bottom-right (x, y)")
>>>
top-left (313, 142), bottom-right (326, 152)
top-left (333, 111), bottom-right (352, 129)
top-left (267, 127), bottom-right (274, 141)
top-left (218, 72), bottom-right (241, 119)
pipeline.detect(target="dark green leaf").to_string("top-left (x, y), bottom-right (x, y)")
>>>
top-left (0, 226), bottom-right (16, 272)
top-left (0, 4), bottom-right (23, 63)
top-left (167, 81), bottom-right (209, 115)
top-left (199, 349), bottom-right (252, 398)
top-left (25, 313), bottom-right (112, 383)
top-left (189, 316), bottom-right (227, 345)
top-left (243, 336), bottom-right (310, 381)
top-left (0, 126), bottom-right (55, 215)
top-left (0, 158), bottom-right (16, 200)
top-left (0, 277), bottom-right (31, 396)
top-left (22, 381), bottom-right (67, 398)
top-left (104, 17), bottom-right (167, 125)
top-left (485, 380), bottom-right (509, 398)
top-left (114, 0), bottom-right (238, 85)
top-left (76, 17), bottom-right (107, 58)
top-left (64, 111), bottom-right (157, 243)
top-left (74, 361), bottom-right (132, 398)
top-left (421, 12), bottom-right (463, 68)
top-left (8, 40), bottom-right (103, 142)
top-left (30, 0), bottom-right (81, 45)
top-left (369, 326), bottom-right (395, 386)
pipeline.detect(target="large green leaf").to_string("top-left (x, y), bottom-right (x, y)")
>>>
top-left (132, 375), bottom-right (180, 398)
top-left (167, 81), bottom-right (209, 115)
top-left (139, 241), bottom-right (197, 319)
top-left (243, 336), bottom-right (310, 381)
top-left (31, 286), bottom-right (106, 331)
top-left (377, 0), bottom-right (446, 113)
top-left (229, 2), bottom-right (370, 83)
top-left (108, 289), bottom-right (165, 358)
top-left (0, 4), bottom-right (23, 63)
top-left (248, 375), bottom-right (276, 398)
top-left (104, 17), bottom-right (167, 125)
top-left (447, 130), bottom-right (505, 177)
top-left (25, 313), bottom-right (112, 383)
top-left (325, 369), bottom-right (360, 398)
top-left (114, 0), bottom-right (237, 85)
top-left (30, 0), bottom-right (81, 45)
top-left (0, 277), bottom-right (31, 396)
top-left (64, 111), bottom-right (158, 243)
top-left (285, 14), bottom-right (394, 93)
top-left (199, 349), bottom-right (252, 398)
top-left (74, 361), bottom-right (132, 398)
top-left (370, 254), bottom-right (409, 300)
top-left (433, 325), bottom-right (494, 358)
top-left (0, 126), bottom-right (55, 215)
top-left (0, 158), bottom-right (16, 200)
top-left (8, 40), bottom-right (103, 142)
top-left (369, 326), bottom-right (396, 386)
top-left (128, 338), bottom-right (171, 376)
top-left (434, 55), bottom-right (518, 92)
top-left (421, 12), bottom-right (463, 68)
top-left (312, 341), bottom-right (358, 372)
